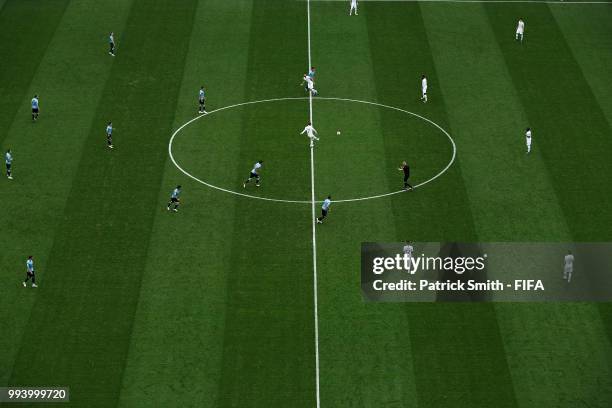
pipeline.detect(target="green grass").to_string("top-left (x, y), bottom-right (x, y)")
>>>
top-left (1, 0), bottom-right (612, 407)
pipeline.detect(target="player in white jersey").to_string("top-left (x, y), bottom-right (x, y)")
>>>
top-left (302, 74), bottom-right (310, 93)
top-left (303, 74), bottom-right (317, 96)
top-left (243, 160), bottom-right (263, 188)
top-left (349, 0), bottom-right (358, 16)
top-left (525, 127), bottom-right (532, 154)
top-left (421, 75), bottom-right (428, 103)
top-left (563, 250), bottom-right (574, 283)
top-left (301, 122), bottom-right (319, 147)
top-left (403, 241), bottom-right (414, 273)
top-left (109, 32), bottom-right (116, 56)
top-left (515, 19), bottom-right (525, 42)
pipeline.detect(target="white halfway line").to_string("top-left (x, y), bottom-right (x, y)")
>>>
top-left (306, 0), bottom-right (321, 407)
top-left (167, 96), bottom-right (457, 204)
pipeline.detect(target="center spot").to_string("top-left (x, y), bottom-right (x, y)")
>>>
top-left (169, 97), bottom-right (455, 204)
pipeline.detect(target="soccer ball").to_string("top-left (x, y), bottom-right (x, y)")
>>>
top-left (336, 130), bottom-right (341, 135)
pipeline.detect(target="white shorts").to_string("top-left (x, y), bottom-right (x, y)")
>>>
top-left (422, 87), bottom-right (427, 96)
top-left (526, 139), bottom-right (531, 146)
top-left (516, 29), bottom-right (524, 35)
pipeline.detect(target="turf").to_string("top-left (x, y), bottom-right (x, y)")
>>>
top-left (0, 0), bottom-right (611, 407)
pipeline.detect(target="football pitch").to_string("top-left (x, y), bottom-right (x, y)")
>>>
top-left (1, 0), bottom-right (612, 406)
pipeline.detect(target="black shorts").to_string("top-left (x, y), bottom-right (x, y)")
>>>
top-left (27, 271), bottom-right (35, 278)
top-left (403, 174), bottom-right (409, 182)
top-left (6, 163), bottom-right (11, 170)
top-left (170, 197), bottom-right (179, 203)
top-left (249, 172), bottom-right (259, 179)
top-left (321, 209), bottom-right (328, 217)
top-left (32, 108), bottom-right (39, 114)
top-left (199, 98), bottom-right (205, 104)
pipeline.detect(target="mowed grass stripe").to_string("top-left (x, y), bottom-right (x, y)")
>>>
top-left (550, 5), bottom-right (612, 119)
top-left (553, 4), bottom-right (612, 399)
top-left (0, 0), bottom-right (134, 386)
top-left (310, 3), bottom-right (419, 406)
top-left (364, 4), bottom-right (475, 241)
top-left (420, 3), bottom-right (571, 240)
top-left (483, 4), bottom-right (612, 406)
top-left (117, 1), bottom-right (255, 406)
top-left (366, 3), bottom-right (477, 241)
top-left (497, 303), bottom-right (612, 407)
top-left (484, 3), bottom-right (612, 241)
top-left (7, 1), bottom-right (198, 406)
top-left (0, 0), bottom-right (69, 146)
top-left (216, 2), bottom-right (315, 406)
top-left (551, 4), bottom-right (612, 353)
top-left (366, 3), bottom-right (518, 407)
top-left (418, 5), bottom-right (609, 406)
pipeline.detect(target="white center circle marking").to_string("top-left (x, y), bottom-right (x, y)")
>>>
top-left (168, 97), bottom-right (456, 204)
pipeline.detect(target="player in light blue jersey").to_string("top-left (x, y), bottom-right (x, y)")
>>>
top-left (316, 195), bottom-right (332, 224)
top-left (307, 67), bottom-right (316, 80)
top-left (198, 86), bottom-right (207, 114)
top-left (106, 122), bottom-right (114, 149)
top-left (109, 32), bottom-right (115, 56)
top-left (31, 95), bottom-right (39, 121)
top-left (167, 185), bottom-right (182, 212)
top-left (23, 256), bottom-right (37, 287)
top-left (5, 149), bottom-right (13, 180)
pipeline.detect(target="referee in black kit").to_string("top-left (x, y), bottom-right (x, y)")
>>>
top-left (398, 161), bottom-right (413, 190)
